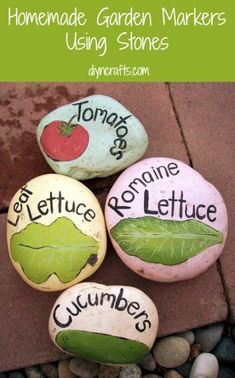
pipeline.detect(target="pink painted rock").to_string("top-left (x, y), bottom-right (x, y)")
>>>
top-left (105, 158), bottom-right (228, 282)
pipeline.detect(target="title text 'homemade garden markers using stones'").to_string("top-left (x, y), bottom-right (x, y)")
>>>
top-left (105, 158), bottom-right (228, 282)
top-left (37, 95), bottom-right (148, 180)
top-left (49, 282), bottom-right (158, 365)
top-left (7, 174), bottom-right (107, 291)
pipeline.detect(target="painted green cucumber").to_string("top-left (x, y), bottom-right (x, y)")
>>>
top-left (56, 330), bottom-right (149, 364)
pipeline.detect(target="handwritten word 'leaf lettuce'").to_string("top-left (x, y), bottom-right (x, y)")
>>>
top-left (110, 217), bottom-right (223, 266)
top-left (10, 217), bottom-right (99, 283)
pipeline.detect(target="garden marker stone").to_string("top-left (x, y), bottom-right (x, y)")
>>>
top-left (105, 157), bottom-right (228, 282)
top-left (37, 95), bottom-right (148, 180)
top-left (7, 174), bottom-right (106, 291)
top-left (49, 282), bottom-right (158, 365)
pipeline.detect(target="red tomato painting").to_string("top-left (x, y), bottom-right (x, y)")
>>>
top-left (40, 115), bottom-right (89, 161)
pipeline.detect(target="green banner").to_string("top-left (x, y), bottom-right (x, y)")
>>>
top-left (0, 0), bottom-right (234, 81)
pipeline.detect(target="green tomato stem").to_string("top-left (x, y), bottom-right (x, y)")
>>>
top-left (58, 115), bottom-right (78, 137)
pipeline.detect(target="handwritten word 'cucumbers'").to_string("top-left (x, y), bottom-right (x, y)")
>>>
top-left (49, 283), bottom-right (158, 364)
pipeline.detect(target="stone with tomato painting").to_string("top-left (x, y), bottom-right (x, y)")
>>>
top-left (7, 174), bottom-right (107, 291)
top-left (37, 95), bottom-right (148, 180)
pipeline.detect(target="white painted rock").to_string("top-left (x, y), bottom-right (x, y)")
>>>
top-left (105, 157), bottom-right (228, 282)
top-left (189, 353), bottom-right (219, 378)
top-left (37, 95), bottom-right (148, 180)
top-left (49, 282), bottom-right (158, 365)
top-left (7, 174), bottom-right (106, 291)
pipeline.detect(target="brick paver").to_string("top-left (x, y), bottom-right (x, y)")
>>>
top-left (0, 82), bottom-right (187, 207)
top-left (170, 83), bottom-right (235, 321)
top-left (0, 83), bottom-right (229, 371)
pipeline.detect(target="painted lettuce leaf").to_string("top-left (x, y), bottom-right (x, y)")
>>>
top-left (110, 217), bottom-right (223, 266)
top-left (56, 330), bottom-right (149, 364)
top-left (10, 217), bottom-right (99, 284)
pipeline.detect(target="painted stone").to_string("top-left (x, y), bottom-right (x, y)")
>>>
top-left (36, 95), bottom-right (148, 180)
top-left (7, 174), bottom-right (106, 291)
top-left (49, 282), bottom-right (158, 365)
top-left (105, 157), bottom-right (228, 282)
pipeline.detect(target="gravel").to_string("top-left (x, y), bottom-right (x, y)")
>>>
top-left (39, 364), bottom-right (57, 378)
top-left (4, 321), bottom-right (235, 378)
top-left (119, 365), bottom-right (142, 378)
top-left (69, 358), bottom-right (99, 378)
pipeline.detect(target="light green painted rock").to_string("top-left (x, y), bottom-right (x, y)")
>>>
top-left (37, 95), bottom-right (148, 180)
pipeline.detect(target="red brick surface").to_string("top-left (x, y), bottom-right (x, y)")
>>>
top-left (169, 83), bottom-right (235, 322)
top-left (0, 83), bottom-right (187, 207)
top-left (0, 83), bottom-right (230, 371)
top-left (0, 214), bottom-right (67, 372)
top-left (0, 205), bottom-right (227, 371)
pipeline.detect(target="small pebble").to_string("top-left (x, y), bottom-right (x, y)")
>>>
top-left (9, 372), bottom-right (25, 378)
top-left (98, 364), bottom-right (120, 378)
top-left (213, 336), bottom-right (235, 363)
top-left (153, 336), bottom-right (190, 368)
top-left (69, 358), bottom-right (99, 378)
top-left (176, 361), bottom-right (193, 377)
top-left (140, 353), bottom-right (157, 371)
top-left (189, 344), bottom-right (202, 360)
top-left (119, 365), bottom-right (142, 378)
top-left (189, 353), bottom-right (218, 378)
top-left (58, 360), bottom-right (76, 378)
top-left (174, 331), bottom-right (195, 346)
top-left (40, 364), bottom-right (58, 378)
top-left (195, 323), bottom-right (224, 352)
top-left (218, 366), bottom-right (235, 378)
top-left (164, 370), bottom-right (183, 378)
top-left (25, 367), bottom-right (44, 378)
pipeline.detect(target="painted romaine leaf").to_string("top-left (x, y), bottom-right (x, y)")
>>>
top-left (56, 330), bottom-right (149, 364)
top-left (110, 217), bottom-right (223, 266)
top-left (10, 217), bottom-right (99, 283)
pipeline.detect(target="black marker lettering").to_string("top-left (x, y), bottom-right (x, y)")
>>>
top-left (107, 196), bottom-right (131, 217)
top-left (53, 304), bottom-right (72, 328)
top-left (144, 189), bottom-right (158, 215)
